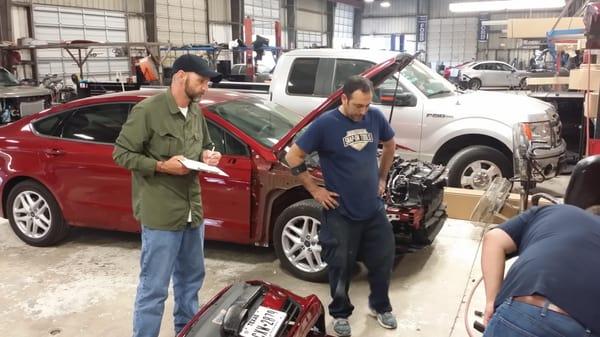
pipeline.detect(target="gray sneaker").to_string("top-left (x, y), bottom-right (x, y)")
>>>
top-left (369, 309), bottom-right (397, 329)
top-left (332, 318), bottom-right (352, 337)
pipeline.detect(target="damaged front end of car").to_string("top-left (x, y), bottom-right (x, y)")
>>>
top-left (384, 158), bottom-right (448, 258)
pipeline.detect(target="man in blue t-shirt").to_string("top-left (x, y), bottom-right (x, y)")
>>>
top-left (481, 204), bottom-right (600, 337)
top-left (285, 76), bottom-right (397, 337)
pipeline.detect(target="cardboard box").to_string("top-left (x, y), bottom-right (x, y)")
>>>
top-left (507, 17), bottom-right (584, 39)
top-left (526, 76), bottom-right (569, 86)
top-left (443, 187), bottom-right (553, 224)
top-left (568, 68), bottom-right (600, 91)
top-left (585, 92), bottom-right (599, 118)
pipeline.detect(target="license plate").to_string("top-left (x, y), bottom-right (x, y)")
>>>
top-left (240, 306), bottom-right (287, 337)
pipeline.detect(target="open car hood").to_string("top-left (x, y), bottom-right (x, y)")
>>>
top-left (272, 52), bottom-right (415, 154)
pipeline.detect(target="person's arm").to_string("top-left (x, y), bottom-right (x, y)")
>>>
top-left (285, 144), bottom-right (339, 210)
top-left (113, 105), bottom-right (188, 176)
top-left (378, 137), bottom-right (395, 196)
top-left (481, 228), bottom-right (518, 325)
top-left (376, 108), bottom-right (396, 196)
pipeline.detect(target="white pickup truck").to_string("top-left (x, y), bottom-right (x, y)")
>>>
top-left (221, 49), bottom-right (566, 189)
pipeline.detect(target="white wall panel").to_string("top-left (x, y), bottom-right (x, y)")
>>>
top-left (11, 5), bottom-right (30, 40)
top-left (430, 0), bottom-right (454, 18)
top-left (361, 17), bottom-right (417, 35)
top-left (296, 10), bottom-right (325, 32)
top-left (128, 15), bottom-right (146, 42)
top-left (363, 0), bottom-right (418, 16)
top-left (209, 24), bottom-right (231, 44)
top-left (208, 0), bottom-right (230, 22)
top-left (297, 0), bottom-right (323, 12)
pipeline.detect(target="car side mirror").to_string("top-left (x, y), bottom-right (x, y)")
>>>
top-left (511, 69), bottom-right (516, 73)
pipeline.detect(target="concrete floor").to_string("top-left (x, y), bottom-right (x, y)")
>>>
top-left (0, 218), bottom-right (486, 337)
top-left (0, 177), bottom-right (568, 337)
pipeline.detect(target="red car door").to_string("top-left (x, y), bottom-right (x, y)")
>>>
top-left (201, 121), bottom-right (252, 244)
top-left (40, 103), bottom-right (138, 232)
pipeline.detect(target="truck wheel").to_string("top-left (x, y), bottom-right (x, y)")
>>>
top-left (469, 78), bottom-right (482, 90)
top-left (6, 180), bottom-right (69, 246)
top-left (273, 199), bottom-right (329, 283)
top-left (446, 146), bottom-right (511, 190)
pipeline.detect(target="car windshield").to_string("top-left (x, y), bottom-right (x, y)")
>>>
top-left (206, 97), bottom-right (302, 148)
top-left (400, 60), bottom-right (455, 98)
top-left (0, 68), bottom-right (20, 87)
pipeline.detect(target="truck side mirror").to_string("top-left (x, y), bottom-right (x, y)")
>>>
top-left (395, 92), bottom-right (417, 107)
top-left (379, 89), bottom-right (417, 107)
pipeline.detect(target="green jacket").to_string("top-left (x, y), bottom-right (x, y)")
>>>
top-left (113, 89), bottom-right (213, 230)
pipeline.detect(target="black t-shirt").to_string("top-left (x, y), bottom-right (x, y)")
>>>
top-left (495, 204), bottom-right (600, 332)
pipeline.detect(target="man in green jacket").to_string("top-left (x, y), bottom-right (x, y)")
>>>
top-left (113, 54), bottom-right (222, 337)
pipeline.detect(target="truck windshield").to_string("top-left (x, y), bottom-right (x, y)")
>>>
top-left (0, 68), bottom-right (20, 87)
top-left (206, 98), bottom-right (302, 148)
top-left (400, 61), bottom-right (455, 98)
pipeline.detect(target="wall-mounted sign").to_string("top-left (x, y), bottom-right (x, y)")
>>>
top-left (417, 16), bottom-right (427, 43)
top-left (478, 14), bottom-right (490, 42)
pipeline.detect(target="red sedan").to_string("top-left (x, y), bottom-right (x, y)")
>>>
top-left (0, 54), bottom-right (446, 282)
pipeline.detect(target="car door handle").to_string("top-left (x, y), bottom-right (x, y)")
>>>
top-left (43, 148), bottom-right (65, 156)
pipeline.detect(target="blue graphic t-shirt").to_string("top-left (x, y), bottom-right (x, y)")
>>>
top-left (296, 107), bottom-right (395, 221)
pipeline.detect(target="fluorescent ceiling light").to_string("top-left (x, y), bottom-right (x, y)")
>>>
top-left (481, 20), bottom-right (508, 26)
top-left (380, 1), bottom-right (391, 7)
top-left (364, 0), bottom-right (374, 3)
top-left (449, 0), bottom-right (565, 13)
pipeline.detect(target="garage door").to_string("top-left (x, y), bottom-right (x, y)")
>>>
top-left (156, 0), bottom-right (208, 46)
top-left (33, 5), bottom-right (129, 82)
top-left (427, 17), bottom-right (477, 66)
top-left (333, 3), bottom-right (353, 49)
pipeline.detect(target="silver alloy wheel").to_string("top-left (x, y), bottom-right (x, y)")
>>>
top-left (12, 191), bottom-right (52, 239)
top-left (281, 215), bottom-right (327, 274)
top-left (460, 160), bottom-right (502, 190)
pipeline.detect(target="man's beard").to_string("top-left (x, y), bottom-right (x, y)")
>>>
top-left (184, 77), bottom-right (202, 102)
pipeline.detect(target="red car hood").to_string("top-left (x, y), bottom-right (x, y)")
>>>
top-left (273, 52), bottom-right (414, 154)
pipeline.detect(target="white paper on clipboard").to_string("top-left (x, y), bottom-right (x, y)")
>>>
top-left (179, 158), bottom-right (229, 177)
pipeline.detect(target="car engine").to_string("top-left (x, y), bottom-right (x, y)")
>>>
top-left (384, 158), bottom-right (448, 256)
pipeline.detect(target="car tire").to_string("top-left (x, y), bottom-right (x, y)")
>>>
top-left (273, 199), bottom-right (329, 283)
top-left (446, 146), bottom-right (512, 190)
top-left (6, 180), bottom-right (68, 246)
top-left (469, 78), bottom-right (482, 90)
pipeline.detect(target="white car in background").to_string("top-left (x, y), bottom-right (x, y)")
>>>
top-left (459, 61), bottom-right (528, 90)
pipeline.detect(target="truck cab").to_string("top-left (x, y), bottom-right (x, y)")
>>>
top-left (268, 49), bottom-right (565, 189)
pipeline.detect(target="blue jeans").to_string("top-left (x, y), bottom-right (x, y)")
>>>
top-left (319, 208), bottom-right (395, 318)
top-left (484, 298), bottom-right (597, 337)
top-left (132, 223), bottom-right (205, 337)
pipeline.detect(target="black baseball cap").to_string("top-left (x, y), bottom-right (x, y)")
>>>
top-left (172, 54), bottom-right (222, 83)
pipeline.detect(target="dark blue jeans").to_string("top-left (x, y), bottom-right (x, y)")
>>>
top-left (484, 298), bottom-right (597, 337)
top-left (319, 208), bottom-right (395, 319)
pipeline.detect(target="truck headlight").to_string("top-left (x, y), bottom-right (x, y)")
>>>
top-left (522, 121), bottom-right (553, 145)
